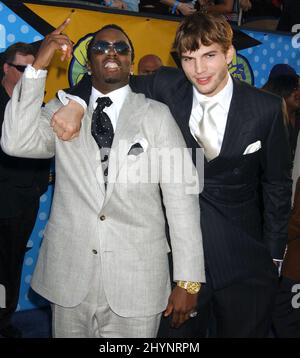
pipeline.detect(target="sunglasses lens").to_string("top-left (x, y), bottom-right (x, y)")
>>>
top-left (114, 42), bottom-right (130, 55)
top-left (91, 41), bottom-right (130, 55)
top-left (17, 65), bottom-right (26, 73)
top-left (8, 63), bottom-right (27, 72)
top-left (91, 41), bottom-right (109, 54)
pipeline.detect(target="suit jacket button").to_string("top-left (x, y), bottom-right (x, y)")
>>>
top-left (92, 249), bottom-right (98, 255)
top-left (233, 168), bottom-right (240, 175)
top-left (100, 215), bottom-right (106, 221)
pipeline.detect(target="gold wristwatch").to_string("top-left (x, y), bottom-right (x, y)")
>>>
top-left (177, 281), bottom-right (201, 294)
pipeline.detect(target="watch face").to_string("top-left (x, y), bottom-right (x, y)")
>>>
top-left (187, 282), bottom-right (201, 294)
top-left (177, 281), bottom-right (201, 293)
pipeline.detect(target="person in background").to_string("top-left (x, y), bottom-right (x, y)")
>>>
top-left (160, 0), bottom-right (198, 16)
top-left (0, 42), bottom-right (50, 338)
top-left (272, 131), bottom-right (300, 338)
top-left (123, 0), bottom-right (140, 11)
top-left (243, 0), bottom-right (281, 20)
top-left (263, 63), bottom-right (300, 338)
top-left (263, 64), bottom-right (300, 160)
top-left (139, 0), bottom-right (170, 14)
top-left (277, 0), bottom-right (300, 32)
top-left (138, 54), bottom-right (163, 75)
top-left (198, 0), bottom-right (252, 24)
top-left (101, 0), bottom-right (127, 10)
top-left (102, 0), bottom-right (140, 12)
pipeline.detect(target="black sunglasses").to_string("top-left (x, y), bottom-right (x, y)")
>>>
top-left (7, 63), bottom-right (27, 73)
top-left (91, 41), bottom-right (131, 56)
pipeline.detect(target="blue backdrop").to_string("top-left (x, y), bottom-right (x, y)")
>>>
top-left (240, 29), bottom-right (299, 87)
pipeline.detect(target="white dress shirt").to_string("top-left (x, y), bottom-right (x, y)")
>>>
top-left (24, 64), bottom-right (47, 79)
top-left (58, 81), bottom-right (129, 132)
top-left (89, 85), bottom-right (130, 132)
top-left (189, 74), bottom-right (233, 151)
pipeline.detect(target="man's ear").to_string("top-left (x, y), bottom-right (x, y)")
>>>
top-left (226, 45), bottom-right (235, 65)
top-left (130, 63), bottom-right (134, 75)
top-left (3, 63), bottom-right (9, 75)
top-left (86, 61), bottom-right (91, 75)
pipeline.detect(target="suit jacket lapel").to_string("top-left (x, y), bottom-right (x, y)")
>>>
top-left (171, 80), bottom-right (194, 148)
top-left (219, 79), bottom-right (253, 159)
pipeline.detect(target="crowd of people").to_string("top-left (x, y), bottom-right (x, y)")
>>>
top-left (64, 0), bottom-right (300, 30)
top-left (0, 6), bottom-right (299, 339)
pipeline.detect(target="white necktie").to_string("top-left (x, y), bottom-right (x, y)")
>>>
top-left (195, 101), bottom-right (219, 161)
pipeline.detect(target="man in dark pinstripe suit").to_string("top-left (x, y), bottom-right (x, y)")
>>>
top-left (53, 12), bottom-right (291, 337)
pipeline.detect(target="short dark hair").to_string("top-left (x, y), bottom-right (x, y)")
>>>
top-left (263, 75), bottom-right (299, 99)
top-left (174, 12), bottom-right (233, 57)
top-left (3, 42), bottom-right (36, 64)
top-left (86, 24), bottom-right (135, 63)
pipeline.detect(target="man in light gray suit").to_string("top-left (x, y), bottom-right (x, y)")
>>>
top-left (1, 20), bottom-right (205, 338)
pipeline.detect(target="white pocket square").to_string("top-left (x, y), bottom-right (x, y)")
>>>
top-left (128, 138), bottom-right (148, 156)
top-left (243, 140), bottom-right (261, 155)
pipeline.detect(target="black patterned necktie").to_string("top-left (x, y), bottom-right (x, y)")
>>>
top-left (91, 97), bottom-right (113, 149)
top-left (91, 97), bottom-right (113, 181)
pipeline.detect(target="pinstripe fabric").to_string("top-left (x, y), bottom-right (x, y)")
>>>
top-left (130, 68), bottom-right (291, 289)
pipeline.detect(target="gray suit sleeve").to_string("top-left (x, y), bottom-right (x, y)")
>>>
top-left (155, 103), bottom-right (206, 283)
top-left (1, 76), bottom-right (56, 159)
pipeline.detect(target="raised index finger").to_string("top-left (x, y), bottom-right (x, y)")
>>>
top-left (52, 17), bottom-right (71, 35)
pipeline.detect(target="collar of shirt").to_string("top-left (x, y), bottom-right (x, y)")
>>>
top-left (90, 84), bottom-right (130, 131)
top-left (189, 74), bottom-right (233, 147)
top-left (192, 74), bottom-right (233, 113)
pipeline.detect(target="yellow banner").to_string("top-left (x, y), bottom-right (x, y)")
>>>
top-left (25, 4), bottom-right (179, 102)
